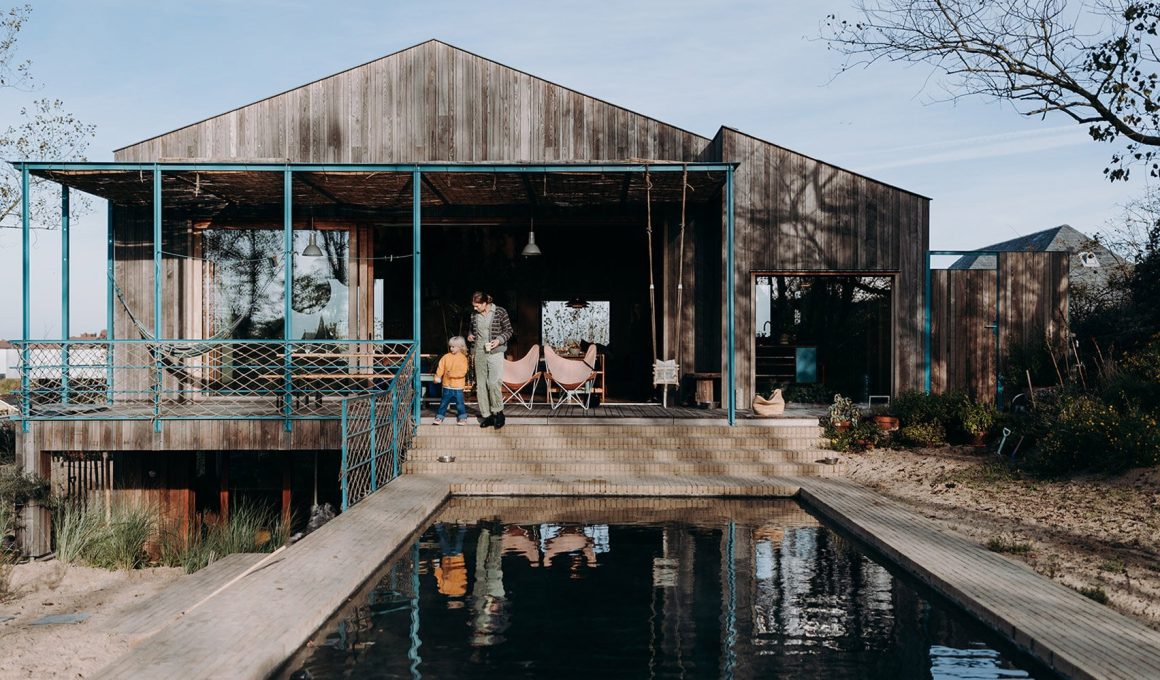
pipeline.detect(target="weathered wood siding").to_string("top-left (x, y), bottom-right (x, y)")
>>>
top-left (930, 269), bottom-right (998, 400)
top-left (1000, 251), bottom-right (1070, 356)
top-left (930, 252), bottom-right (1069, 402)
top-left (718, 128), bottom-right (930, 406)
top-left (31, 419), bottom-right (341, 452)
top-left (114, 41), bottom-right (709, 164)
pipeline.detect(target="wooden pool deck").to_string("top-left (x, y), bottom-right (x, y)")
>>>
top-left (92, 473), bottom-right (1160, 680)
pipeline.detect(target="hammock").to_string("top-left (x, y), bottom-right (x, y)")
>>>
top-left (110, 275), bottom-right (250, 360)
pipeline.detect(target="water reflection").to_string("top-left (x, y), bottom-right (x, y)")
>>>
top-left (284, 499), bottom-right (1044, 680)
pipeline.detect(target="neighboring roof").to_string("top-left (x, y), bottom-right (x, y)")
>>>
top-left (0, 340), bottom-right (12, 350)
top-left (950, 225), bottom-right (1120, 269)
top-left (949, 224), bottom-right (1128, 289)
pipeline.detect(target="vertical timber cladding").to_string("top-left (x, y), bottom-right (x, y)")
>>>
top-left (718, 128), bottom-right (930, 408)
top-left (112, 40), bottom-right (709, 163)
top-left (930, 268), bottom-right (998, 400)
top-left (1000, 251), bottom-right (1070, 358)
top-left (930, 252), bottom-right (1069, 402)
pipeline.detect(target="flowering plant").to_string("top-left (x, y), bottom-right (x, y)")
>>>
top-left (828, 394), bottom-right (862, 426)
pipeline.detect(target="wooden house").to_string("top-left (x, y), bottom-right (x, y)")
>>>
top-left (16, 39), bottom-right (1057, 550)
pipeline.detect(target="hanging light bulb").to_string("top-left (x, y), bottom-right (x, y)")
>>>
top-left (302, 208), bottom-right (323, 257)
top-left (521, 215), bottom-right (541, 257)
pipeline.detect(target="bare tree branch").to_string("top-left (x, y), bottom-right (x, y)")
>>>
top-left (823, 0), bottom-right (1160, 180)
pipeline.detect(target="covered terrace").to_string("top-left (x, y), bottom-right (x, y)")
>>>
top-left (12, 161), bottom-right (739, 429)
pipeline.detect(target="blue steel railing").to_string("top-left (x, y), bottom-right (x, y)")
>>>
top-left (340, 345), bottom-right (418, 510)
top-left (13, 338), bottom-right (415, 422)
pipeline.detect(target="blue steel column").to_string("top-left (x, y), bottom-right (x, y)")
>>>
top-left (106, 202), bottom-right (114, 405)
top-left (20, 165), bottom-right (29, 431)
top-left (283, 168), bottom-right (293, 431)
top-left (408, 539), bottom-right (423, 676)
top-left (61, 186), bottom-right (70, 404)
top-left (723, 521), bottom-right (737, 678)
top-left (152, 166), bottom-right (162, 430)
top-left (412, 168), bottom-right (422, 426)
top-left (924, 252), bottom-right (932, 393)
top-left (725, 166), bottom-right (735, 426)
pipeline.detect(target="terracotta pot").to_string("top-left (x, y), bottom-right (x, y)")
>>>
top-left (834, 420), bottom-right (852, 432)
top-left (873, 415), bottom-right (900, 431)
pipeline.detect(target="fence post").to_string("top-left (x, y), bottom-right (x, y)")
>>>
top-left (391, 381), bottom-right (400, 479)
top-left (369, 396), bottom-right (377, 494)
top-left (340, 398), bottom-right (349, 511)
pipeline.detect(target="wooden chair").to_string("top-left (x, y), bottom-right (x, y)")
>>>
top-left (544, 344), bottom-right (597, 409)
top-left (502, 344), bottom-right (542, 410)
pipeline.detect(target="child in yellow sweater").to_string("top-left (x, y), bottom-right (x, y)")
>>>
top-left (434, 336), bottom-right (469, 425)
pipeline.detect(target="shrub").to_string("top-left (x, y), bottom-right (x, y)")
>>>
top-left (782, 383), bottom-right (833, 404)
top-left (158, 502), bottom-right (288, 574)
top-left (825, 419), bottom-right (883, 453)
top-left (898, 420), bottom-right (947, 447)
top-left (53, 501), bottom-right (153, 570)
top-left (827, 394), bottom-right (862, 426)
top-left (892, 390), bottom-right (963, 429)
top-left (53, 502), bottom-right (105, 565)
top-left (960, 400), bottom-right (998, 438)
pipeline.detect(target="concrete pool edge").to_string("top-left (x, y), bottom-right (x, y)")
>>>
top-left (92, 474), bottom-right (1160, 680)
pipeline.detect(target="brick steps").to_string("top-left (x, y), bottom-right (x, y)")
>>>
top-left (405, 421), bottom-right (837, 478)
top-left (408, 448), bottom-right (829, 463)
top-left (412, 435), bottom-right (826, 450)
top-left (405, 460), bottom-right (842, 476)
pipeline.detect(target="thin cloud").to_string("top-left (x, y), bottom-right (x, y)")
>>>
top-left (847, 125), bottom-right (1089, 171)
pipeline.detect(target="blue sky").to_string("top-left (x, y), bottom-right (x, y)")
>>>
top-left (0, 0), bottom-right (1142, 339)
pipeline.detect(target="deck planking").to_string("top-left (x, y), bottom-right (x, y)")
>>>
top-left (91, 474), bottom-right (452, 680)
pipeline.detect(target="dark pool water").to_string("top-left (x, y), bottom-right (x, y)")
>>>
top-left (282, 499), bottom-right (1049, 679)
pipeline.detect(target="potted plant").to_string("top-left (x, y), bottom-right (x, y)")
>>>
top-left (960, 400), bottom-right (997, 446)
top-left (828, 394), bottom-right (861, 431)
top-left (869, 404), bottom-right (900, 431)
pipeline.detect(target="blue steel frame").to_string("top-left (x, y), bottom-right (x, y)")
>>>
top-left (16, 161), bottom-right (739, 426)
top-left (925, 250), bottom-right (1004, 405)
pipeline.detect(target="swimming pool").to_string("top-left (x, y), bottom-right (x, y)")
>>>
top-left (281, 498), bottom-right (1049, 679)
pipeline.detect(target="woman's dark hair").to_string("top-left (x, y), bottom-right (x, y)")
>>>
top-left (471, 291), bottom-right (492, 304)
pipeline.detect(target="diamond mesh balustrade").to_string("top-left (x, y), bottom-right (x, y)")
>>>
top-left (14, 339), bottom-right (416, 421)
top-left (340, 346), bottom-right (418, 509)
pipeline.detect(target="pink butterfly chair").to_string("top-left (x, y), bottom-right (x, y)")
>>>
top-left (501, 344), bottom-right (542, 410)
top-left (544, 344), bottom-right (598, 409)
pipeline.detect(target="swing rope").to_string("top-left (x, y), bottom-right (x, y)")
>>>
top-left (645, 167), bottom-right (658, 365)
top-left (674, 164), bottom-right (689, 372)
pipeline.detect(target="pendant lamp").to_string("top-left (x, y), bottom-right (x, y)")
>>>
top-left (302, 209), bottom-right (323, 257)
top-left (521, 216), bottom-right (542, 257)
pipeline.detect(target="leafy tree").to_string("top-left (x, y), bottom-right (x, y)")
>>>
top-left (823, 0), bottom-right (1160, 181)
top-left (0, 4), bottom-right (95, 229)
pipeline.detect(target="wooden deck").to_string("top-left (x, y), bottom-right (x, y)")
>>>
top-left (92, 471), bottom-right (1160, 680)
top-left (797, 477), bottom-right (1160, 680)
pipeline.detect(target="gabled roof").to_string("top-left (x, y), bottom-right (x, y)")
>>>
top-left (114, 39), bottom-right (710, 163)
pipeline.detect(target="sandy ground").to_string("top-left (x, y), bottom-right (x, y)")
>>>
top-left (845, 447), bottom-right (1160, 629)
top-left (0, 561), bottom-right (182, 679)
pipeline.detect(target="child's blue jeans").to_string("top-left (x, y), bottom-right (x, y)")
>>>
top-left (436, 387), bottom-right (467, 421)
